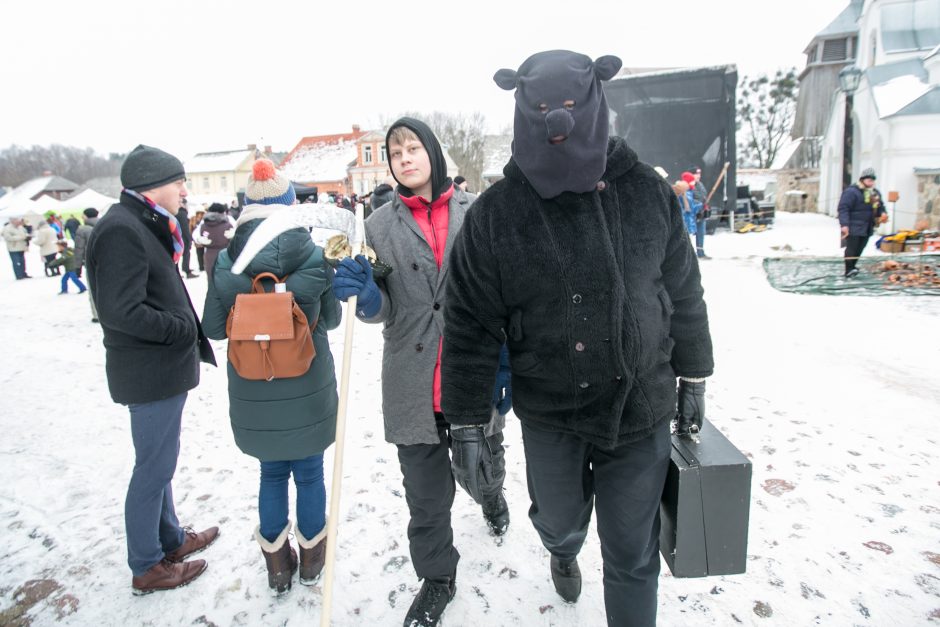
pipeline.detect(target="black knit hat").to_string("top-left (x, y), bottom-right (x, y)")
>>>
top-left (120, 144), bottom-right (186, 192)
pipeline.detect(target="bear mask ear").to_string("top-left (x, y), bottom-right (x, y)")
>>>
top-left (593, 55), bottom-right (623, 81)
top-left (493, 69), bottom-right (518, 90)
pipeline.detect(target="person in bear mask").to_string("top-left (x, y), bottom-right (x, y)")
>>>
top-left (441, 50), bottom-right (714, 626)
top-left (330, 117), bottom-right (511, 627)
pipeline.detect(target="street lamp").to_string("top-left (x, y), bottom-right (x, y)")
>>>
top-left (839, 65), bottom-right (862, 189)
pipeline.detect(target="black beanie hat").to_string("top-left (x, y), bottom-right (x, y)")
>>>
top-left (82, 208), bottom-right (99, 218)
top-left (120, 144), bottom-right (186, 192)
top-left (494, 50), bottom-right (622, 199)
top-left (385, 117), bottom-right (451, 201)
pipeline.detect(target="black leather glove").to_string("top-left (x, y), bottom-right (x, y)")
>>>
top-left (450, 425), bottom-right (494, 504)
top-left (676, 378), bottom-right (706, 435)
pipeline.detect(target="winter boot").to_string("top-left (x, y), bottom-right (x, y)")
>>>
top-left (402, 575), bottom-right (456, 627)
top-left (295, 522), bottom-right (327, 585)
top-left (481, 491), bottom-right (510, 536)
top-left (550, 555), bottom-right (581, 603)
top-left (255, 523), bottom-right (298, 595)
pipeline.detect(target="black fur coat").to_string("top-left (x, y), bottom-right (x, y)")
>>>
top-left (441, 137), bottom-right (713, 448)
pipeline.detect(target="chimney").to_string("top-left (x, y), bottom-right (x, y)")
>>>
top-left (247, 143), bottom-right (257, 151)
top-left (352, 124), bottom-right (361, 133)
top-left (264, 145), bottom-right (272, 154)
top-left (42, 169), bottom-right (53, 176)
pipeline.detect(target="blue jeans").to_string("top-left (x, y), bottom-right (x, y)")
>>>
top-left (60, 271), bottom-right (86, 293)
top-left (126, 392), bottom-right (188, 576)
top-left (695, 216), bottom-right (706, 255)
top-left (259, 454), bottom-right (326, 542)
top-left (9, 251), bottom-right (26, 279)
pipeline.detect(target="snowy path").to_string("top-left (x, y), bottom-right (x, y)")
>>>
top-left (1, 212), bottom-right (938, 626)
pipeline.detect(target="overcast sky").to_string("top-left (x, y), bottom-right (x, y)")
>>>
top-left (1, 0), bottom-right (851, 160)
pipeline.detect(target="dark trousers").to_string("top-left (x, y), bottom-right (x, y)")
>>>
top-left (125, 392), bottom-right (188, 576)
top-left (844, 235), bottom-right (870, 275)
top-left (695, 216), bottom-right (706, 256)
top-left (9, 251), bottom-right (26, 279)
top-left (195, 246), bottom-right (205, 272)
top-left (396, 414), bottom-right (460, 580)
top-left (521, 419), bottom-right (671, 627)
top-left (180, 242), bottom-right (192, 274)
top-left (44, 253), bottom-right (60, 276)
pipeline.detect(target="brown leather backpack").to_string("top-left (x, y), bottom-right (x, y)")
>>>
top-left (225, 272), bottom-right (315, 381)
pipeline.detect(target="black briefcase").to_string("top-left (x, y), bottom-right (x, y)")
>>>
top-left (659, 418), bottom-right (752, 577)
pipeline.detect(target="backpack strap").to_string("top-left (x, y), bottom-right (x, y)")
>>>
top-left (250, 272), bottom-right (285, 294)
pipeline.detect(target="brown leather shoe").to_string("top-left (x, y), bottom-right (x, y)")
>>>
top-left (132, 559), bottom-right (207, 595)
top-left (165, 526), bottom-right (220, 563)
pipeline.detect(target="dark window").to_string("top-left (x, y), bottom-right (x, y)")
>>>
top-left (822, 38), bottom-right (848, 62)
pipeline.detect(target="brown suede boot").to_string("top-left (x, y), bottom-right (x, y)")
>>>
top-left (255, 523), bottom-right (298, 595)
top-left (131, 558), bottom-right (207, 596)
top-left (295, 523), bottom-right (327, 585)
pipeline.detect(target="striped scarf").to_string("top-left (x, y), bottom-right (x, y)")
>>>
top-left (125, 189), bottom-right (185, 263)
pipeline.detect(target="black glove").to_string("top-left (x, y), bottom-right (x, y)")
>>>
top-left (491, 345), bottom-right (512, 415)
top-left (676, 379), bottom-right (706, 435)
top-left (450, 425), bottom-right (496, 504)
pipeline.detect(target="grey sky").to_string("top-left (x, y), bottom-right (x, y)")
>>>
top-left (1, 0), bottom-right (849, 159)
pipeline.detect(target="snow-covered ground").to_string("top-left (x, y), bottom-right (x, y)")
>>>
top-left (1, 211), bottom-right (938, 626)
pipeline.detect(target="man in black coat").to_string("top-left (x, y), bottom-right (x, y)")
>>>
top-left (85, 144), bottom-right (219, 595)
top-left (838, 167), bottom-right (887, 277)
top-left (176, 197), bottom-right (197, 278)
top-left (441, 51), bottom-right (714, 627)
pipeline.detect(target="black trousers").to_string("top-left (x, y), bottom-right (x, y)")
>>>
top-left (844, 235), bottom-right (870, 275)
top-left (396, 414), bottom-right (460, 581)
top-left (521, 418), bottom-right (671, 627)
top-left (180, 242), bottom-right (192, 274)
top-left (195, 246), bottom-right (205, 272)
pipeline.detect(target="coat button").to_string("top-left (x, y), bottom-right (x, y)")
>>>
top-left (579, 381), bottom-right (590, 389)
top-left (575, 342), bottom-right (585, 352)
top-left (572, 294), bottom-right (582, 304)
top-left (412, 263), bottom-right (419, 270)
top-left (616, 375), bottom-right (622, 381)
top-left (596, 181), bottom-right (607, 191)
top-left (433, 303), bottom-right (440, 310)
top-left (415, 343), bottom-right (423, 352)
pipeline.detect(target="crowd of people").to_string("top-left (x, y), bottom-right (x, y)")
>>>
top-left (4, 49), bottom-right (715, 627)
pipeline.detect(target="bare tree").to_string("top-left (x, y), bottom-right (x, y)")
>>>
top-left (736, 68), bottom-right (798, 169)
top-left (379, 111), bottom-right (487, 192)
top-left (0, 144), bottom-right (123, 188)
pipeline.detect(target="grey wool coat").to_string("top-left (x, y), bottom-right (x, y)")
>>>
top-left (202, 215), bottom-right (342, 462)
top-left (359, 188), bottom-right (481, 446)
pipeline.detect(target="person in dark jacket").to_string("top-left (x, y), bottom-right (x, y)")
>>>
top-left (331, 118), bottom-right (510, 627)
top-left (202, 159), bottom-right (341, 594)
top-left (84, 144), bottom-right (219, 595)
top-left (838, 167), bottom-right (887, 277)
top-left (64, 215), bottom-right (81, 240)
top-left (73, 208), bottom-right (100, 321)
top-left (441, 51), bottom-right (714, 627)
top-left (176, 198), bottom-right (197, 279)
top-left (194, 203), bottom-right (234, 280)
top-left (368, 178), bottom-right (396, 218)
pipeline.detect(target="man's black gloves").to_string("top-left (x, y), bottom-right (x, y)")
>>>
top-left (676, 378), bottom-right (706, 435)
top-left (450, 425), bottom-right (498, 504)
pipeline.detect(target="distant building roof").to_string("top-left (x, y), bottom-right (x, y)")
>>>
top-left (888, 85), bottom-right (940, 117)
top-left (866, 58), bottom-right (928, 86)
top-left (186, 149), bottom-right (254, 173)
top-left (71, 176), bottom-right (122, 198)
top-left (812, 0), bottom-right (862, 41)
top-left (282, 125), bottom-right (366, 168)
top-left (0, 175), bottom-right (79, 210)
top-left (280, 140), bottom-right (358, 183)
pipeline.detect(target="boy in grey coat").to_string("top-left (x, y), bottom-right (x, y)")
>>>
top-left (331, 117), bottom-right (509, 627)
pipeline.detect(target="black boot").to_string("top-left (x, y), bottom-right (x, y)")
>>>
top-left (255, 523), bottom-right (298, 595)
top-left (481, 491), bottom-right (509, 536)
top-left (403, 576), bottom-right (456, 627)
top-left (550, 555), bottom-right (581, 603)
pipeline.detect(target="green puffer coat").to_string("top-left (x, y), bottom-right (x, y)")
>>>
top-left (202, 218), bottom-right (342, 462)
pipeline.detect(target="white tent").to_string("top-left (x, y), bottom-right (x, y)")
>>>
top-left (0, 200), bottom-right (45, 226)
top-left (59, 189), bottom-right (117, 212)
top-left (31, 194), bottom-right (63, 213)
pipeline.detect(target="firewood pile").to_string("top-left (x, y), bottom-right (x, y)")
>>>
top-left (874, 259), bottom-right (940, 288)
